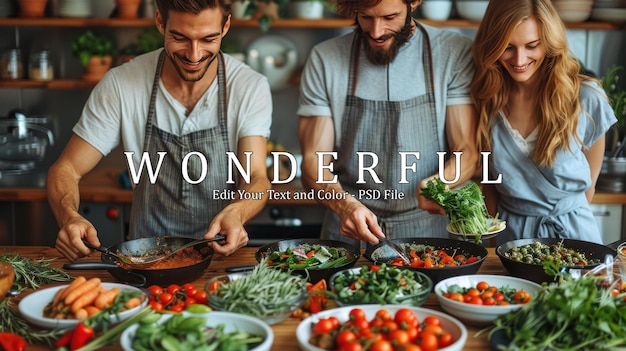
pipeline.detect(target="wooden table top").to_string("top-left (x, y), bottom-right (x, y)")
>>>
top-left (1, 245), bottom-right (510, 350)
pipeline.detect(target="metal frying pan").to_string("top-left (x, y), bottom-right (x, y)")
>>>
top-left (63, 236), bottom-right (214, 287)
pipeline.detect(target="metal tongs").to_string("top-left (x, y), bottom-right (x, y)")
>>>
top-left (375, 233), bottom-right (411, 265)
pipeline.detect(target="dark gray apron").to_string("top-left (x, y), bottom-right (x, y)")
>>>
top-left (129, 51), bottom-right (233, 239)
top-left (321, 23), bottom-right (449, 245)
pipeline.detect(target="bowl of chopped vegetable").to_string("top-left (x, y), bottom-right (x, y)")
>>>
top-left (434, 274), bottom-right (543, 326)
top-left (329, 264), bottom-right (433, 306)
top-left (496, 238), bottom-right (616, 284)
top-left (205, 262), bottom-right (309, 325)
top-left (120, 311), bottom-right (273, 351)
top-left (254, 239), bottom-right (361, 284)
top-left (364, 237), bottom-right (488, 285)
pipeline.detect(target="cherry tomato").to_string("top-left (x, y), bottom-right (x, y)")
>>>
top-left (369, 339), bottom-right (393, 351)
top-left (418, 331), bottom-right (439, 351)
top-left (169, 303), bottom-right (184, 312)
top-left (158, 292), bottom-right (174, 305)
top-left (394, 308), bottom-right (418, 328)
top-left (183, 297), bottom-right (197, 307)
top-left (149, 301), bottom-right (163, 311)
top-left (422, 324), bottom-right (443, 336)
top-left (513, 290), bottom-right (531, 304)
top-left (476, 281), bottom-right (490, 291)
top-left (422, 316), bottom-right (441, 326)
top-left (403, 345), bottom-right (424, 351)
top-left (194, 290), bottom-right (208, 304)
top-left (147, 285), bottom-right (164, 296)
top-left (375, 309), bottom-right (393, 321)
top-left (338, 341), bottom-right (363, 351)
top-left (207, 280), bottom-right (221, 293)
top-left (328, 316), bottom-right (340, 330)
top-left (166, 284), bottom-right (182, 294)
top-left (314, 318), bottom-right (337, 334)
top-left (438, 331), bottom-right (454, 348)
top-left (387, 329), bottom-right (410, 345)
top-left (349, 308), bottom-right (367, 322)
top-left (182, 283), bottom-right (196, 292)
top-left (336, 330), bottom-right (358, 346)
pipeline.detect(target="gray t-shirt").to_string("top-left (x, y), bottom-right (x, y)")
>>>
top-left (73, 49), bottom-right (272, 168)
top-left (297, 24), bottom-right (474, 146)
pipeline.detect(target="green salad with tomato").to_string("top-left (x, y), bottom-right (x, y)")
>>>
top-left (260, 244), bottom-right (356, 270)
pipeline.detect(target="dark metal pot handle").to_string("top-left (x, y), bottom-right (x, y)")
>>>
top-left (63, 262), bottom-right (147, 287)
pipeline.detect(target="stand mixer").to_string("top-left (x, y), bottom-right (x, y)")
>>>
top-left (0, 109), bottom-right (54, 184)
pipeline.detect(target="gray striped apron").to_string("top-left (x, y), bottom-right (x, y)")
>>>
top-left (321, 22), bottom-right (449, 245)
top-left (128, 51), bottom-right (232, 239)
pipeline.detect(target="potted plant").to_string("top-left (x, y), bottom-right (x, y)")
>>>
top-left (288, 0), bottom-right (333, 19)
top-left (602, 65), bottom-right (626, 155)
top-left (245, 0), bottom-right (289, 32)
top-left (117, 27), bottom-right (163, 65)
top-left (72, 30), bottom-right (116, 82)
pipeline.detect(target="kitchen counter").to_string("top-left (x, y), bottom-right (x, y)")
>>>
top-left (2, 245), bottom-right (510, 350)
top-left (1, 166), bottom-right (626, 205)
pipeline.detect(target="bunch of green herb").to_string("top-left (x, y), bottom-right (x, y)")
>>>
top-left (483, 275), bottom-right (626, 350)
top-left (602, 65), bottom-right (626, 128)
top-left (420, 178), bottom-right (489, 242)
top-left (0, 298), bottom-right (66, 346)
top-left (0, 252), bottom-right (72, 292)
top-left (211, 259), bottom-right (307, 319)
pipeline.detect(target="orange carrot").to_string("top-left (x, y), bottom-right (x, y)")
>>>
top-left (74, 308), bottom-right (89, 320)
top-left (64, 277), bottom-right (101, 305)
top-left (57, 276), bottom-right (86, 302)
top-left (94, 287), bottom-right (120, 309)
top-left (84, 305), bottom-right (102, 317)
top-left (123, 297), bottom-right (142, 310)
top-left (52, 287), bottom-right (66, 308)
top-left (70, 287), bottom-right (100, 313)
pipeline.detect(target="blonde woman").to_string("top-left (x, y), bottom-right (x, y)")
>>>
top-left (471, 0), bottom-right (616, 244)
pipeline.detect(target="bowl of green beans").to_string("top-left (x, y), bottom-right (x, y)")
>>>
top-left (205, 262), bottom-right (309, 325)
top-left (329, 264), bottom-right (433, 307)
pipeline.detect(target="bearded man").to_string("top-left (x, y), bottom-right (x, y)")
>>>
top-left (297, 0), bottom-right (479, 246)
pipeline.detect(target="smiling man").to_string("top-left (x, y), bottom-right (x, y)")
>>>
top-left (297, 0), bottom-right (479, 246)
top-left (47, 0), bottom-right (272, 261)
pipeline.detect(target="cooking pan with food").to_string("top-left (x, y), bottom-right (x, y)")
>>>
top-left (496, 238), bottom-right (616, 284)
top-left (63, 236), bottom-right (214, 287)
top-left (363, 237), bottom-right (488, 284)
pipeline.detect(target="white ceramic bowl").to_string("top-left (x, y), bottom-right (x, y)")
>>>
top-left (296, 305), bottom-right (467, 351)
top-left (420, 1), bottom-right (453, 21)
top-left (434, 274), bottom-right (543, 326)
top-left (120, 311), bottom-right (273, 351)
top-left (455, 1), bottom-right (489, 21)
top-left (18, 283), bottom-right (147, 329)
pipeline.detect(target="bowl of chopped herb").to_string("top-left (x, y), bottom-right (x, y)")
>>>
top-left (254, 239), bottom-right (361, 284)
top-left (329, 264), bottom-right (433, 307)
top-left (205, 262), bottom-right (309, 325)
top-left (496, 238), bottom-right (615, 284)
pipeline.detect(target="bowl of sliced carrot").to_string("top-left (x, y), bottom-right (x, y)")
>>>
top-left (18, 277), bottom-right (147, 329)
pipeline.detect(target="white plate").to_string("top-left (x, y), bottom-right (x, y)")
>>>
top-left (120, 311), bottom-right (273, 351)
top-left (296, 305), bottom-right (467, 351)
top-left (446, 218), bottom-right (506, 241)
top-left (18, 282), bottom-right (147, 330)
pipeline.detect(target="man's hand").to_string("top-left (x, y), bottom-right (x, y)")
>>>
top-left (337, 201), bottom-right (384, 245)
top-left (204, 206), bottom-right (249, 256)
top-left (55, 216), bottom-right (100, 261)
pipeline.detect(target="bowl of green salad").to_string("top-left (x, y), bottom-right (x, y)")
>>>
top-left (254, 239), bottom-right (361, 284)
top-left (329, 264), bottom-right (433, 307)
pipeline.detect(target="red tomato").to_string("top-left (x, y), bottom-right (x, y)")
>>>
top-left (381, 320), bottom-right (399, 334)
top-left (369, 265), bottom-right (381, 272)
top-left (402, 345), bottom-right (424, 351)
top-left (422, 316), bottom-right (441, 326)
top-left (349, 308), bottom-right (367, 322)
top-left (476, 281), bottom-right (490, 291)
top-left (387, 329), bottom-right (410, 346)
top-left (422, 324), bottom-right (443, 336)
top-left (147, 285), bottom-right (164, 296)
top-left (438, 331), bottom-right (454, 348)
top-left (166, 284), bottom-right (182, 294)
top-left (158, 292), bottom-right (174, 305)
top-left (394, 308), bottom-right (419, 328)
top-left (349, 317), bottom-right (370, 331)
top-left (338, 341), bottom-right (363, 351)
top-left (369, 339), bottom-right (393, 351)
top-left (513, 290), bottom-right (531, 304)
top-left (314, 318), bottom-right (337, 334)
top-left (328, 316), bottom-right (341, 330)
top-left (405, 325), bottom-right (419, 343)
top-left (375, 309), bottom-right (393, 321)
top-left (149, 301), bottom-right (163, 311)
top-left (169, 304), bottom-right (184, 312)
top-left (194, 290), bottom-right (208, 304)
top-left (183, 297), bottom-right (197, 307)
top-left (358, 328), bottom-right (382, 343)
top-left (418, 331), bottom-right (439, 351)
top-left (182, 283), bottom-right (196, 292)
top-left (336, 330), bottom-right (358, 346)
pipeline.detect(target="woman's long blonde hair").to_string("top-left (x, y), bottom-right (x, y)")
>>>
top-left (471, 0), bottom-right (596, 167)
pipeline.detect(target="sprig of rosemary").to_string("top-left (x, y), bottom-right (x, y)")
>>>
top-left (0, 298), bottom-right (66, 346)
top-left (0, 252), bottom-right (72, 292)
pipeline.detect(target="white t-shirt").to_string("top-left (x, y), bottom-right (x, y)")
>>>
top-left (297, 24), bottom-right (474, 146)
top-left (73, 49), bottom-right (272, 168)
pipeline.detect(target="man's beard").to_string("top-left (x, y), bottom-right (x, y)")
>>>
top-left (166, 51), bottom-right (217, 82)
top-left (357, 21), bottom-right (413, 66)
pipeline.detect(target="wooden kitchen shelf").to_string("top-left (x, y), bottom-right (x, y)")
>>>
top-left (0, 79), bottom-right (96, 89)
top-left (0, 17), bottom-right (623, 30)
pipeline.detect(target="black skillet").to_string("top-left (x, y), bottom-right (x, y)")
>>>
top-left (63, 236), bottom-right (215, 287)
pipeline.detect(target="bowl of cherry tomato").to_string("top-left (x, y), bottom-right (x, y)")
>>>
top-left (297, 305), bottom-right (467, 351)
top-left (145, 283), bottom-right (209, 312)
top-left (434, 274), bottom-right (543, 325)
top-left (364, 237), bottom-right (488, 285)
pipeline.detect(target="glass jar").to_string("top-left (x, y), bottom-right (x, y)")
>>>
top-left (0, 48), bottom-right (23, 80)
top-left (29, 49), bottom-right (54, 81)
